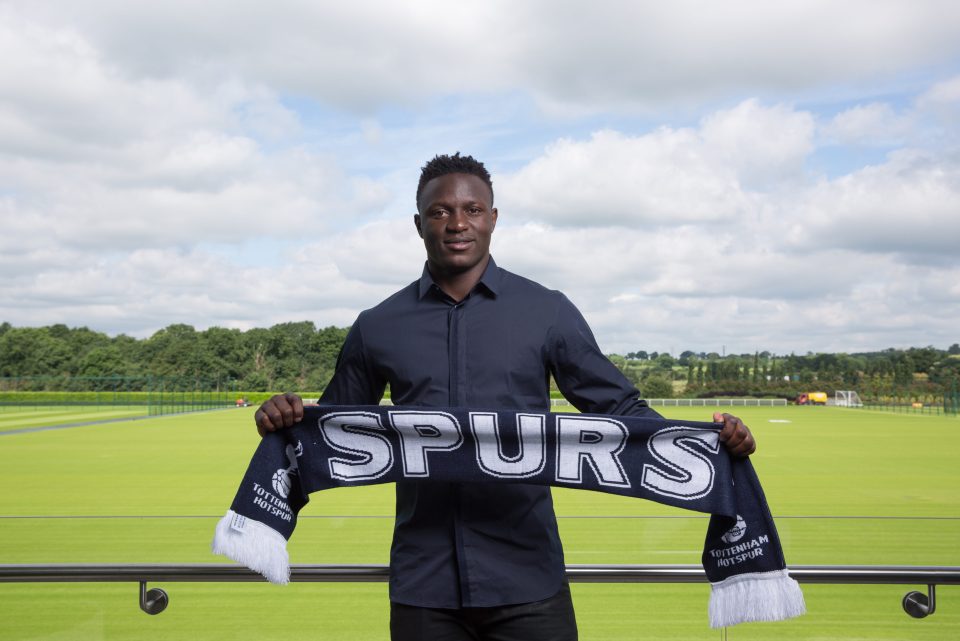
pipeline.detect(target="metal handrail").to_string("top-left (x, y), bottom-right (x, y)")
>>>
top-left (1, 563), bottom-right (956, 617)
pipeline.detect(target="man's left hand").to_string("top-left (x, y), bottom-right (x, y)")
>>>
top-left (713, 412), bottom-right (756, 457)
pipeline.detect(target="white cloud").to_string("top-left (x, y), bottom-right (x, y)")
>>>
top-left (700, 99), bottom-right (815, 187)
top-left (499, 128), bottom-right (751, 227)
top-left (8, 1), bottom-right (960, 114)
top-left (0, 10), bottom-right (222, 156)
top-left (821, 103), bottom-right (915, 147)
top-left (0, 236), bottom-right (410, 336)
top-left (917, 75), bottom-right (960, 110)
top-left (785, 149), bottom-right (960, 259)
top-left (503, 1), bottom-right (960, 114)
top-left (915, 75), bottom-right (960, 142)
top-left (0, 148), bottom-right (388, 253)
top-left (0, 9), bottom-right (396, 259)
top-left (500, 100), bottom-right (816, 227)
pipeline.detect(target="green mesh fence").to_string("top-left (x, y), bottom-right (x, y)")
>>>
top-left (859, 383), bottom-right (959, 417)
top-left (0, 376), bottom-right (242, 417)
top-left (946, 380), bottom-right (959, 416)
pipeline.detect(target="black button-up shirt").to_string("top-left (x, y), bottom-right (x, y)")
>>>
top-left (319, 257), bottom-right (660, 608)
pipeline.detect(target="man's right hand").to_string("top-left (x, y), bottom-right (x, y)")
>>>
top-left (255, 393), bottom-right (304, 437)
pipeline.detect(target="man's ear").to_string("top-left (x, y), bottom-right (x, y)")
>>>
top-left (490, 208), bottom-right (498, 232)
top-left (414, 213), bottom-right (423, 238)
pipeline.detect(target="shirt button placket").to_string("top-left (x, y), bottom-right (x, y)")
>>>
top-left (448, 300), bottom-right (475, 605)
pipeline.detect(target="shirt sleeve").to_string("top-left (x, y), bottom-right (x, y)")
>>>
top-left (546, 294), bottom-right (661, 418)
top-left (318, 315), bottom-right (386, 405)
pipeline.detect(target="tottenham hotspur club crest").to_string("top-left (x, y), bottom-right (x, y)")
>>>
top-left (721, 514), bottom-right (747, 544)
top-left (272, 441), bottom-right (303, 499)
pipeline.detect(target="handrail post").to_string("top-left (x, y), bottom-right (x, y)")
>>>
top-left (139, 580), bottom-right (168, 615)
top-left (902, 584), bottom-right (936, 618)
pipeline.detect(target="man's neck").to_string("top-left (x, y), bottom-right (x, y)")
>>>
top-left (428, 256), bottom-right (491, 302)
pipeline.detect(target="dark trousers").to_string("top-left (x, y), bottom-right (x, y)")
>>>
top-left (390, 582), bottom-right (578, 641)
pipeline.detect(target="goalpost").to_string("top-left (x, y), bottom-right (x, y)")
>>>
top-left (835, 390), bottom-right (863, 407)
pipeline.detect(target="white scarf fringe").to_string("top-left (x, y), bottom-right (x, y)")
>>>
top-left (211, 509), bottom-right (291, 585)
top-left (709, 569), bottom-right (806, 628)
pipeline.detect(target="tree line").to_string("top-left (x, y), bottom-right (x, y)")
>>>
top-left (1, 321), bottom-right (957, 399)
top-left (0, 321), bottom-right (347, 392)
top-left (611, 345), bottom-right (960, 400)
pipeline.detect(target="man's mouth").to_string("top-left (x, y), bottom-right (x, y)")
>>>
top-left (444, 238), bottom-right (474, 250)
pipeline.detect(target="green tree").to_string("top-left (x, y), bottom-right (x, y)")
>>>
top-left (0, 327), bottom-right (72, 378)
top-left (142, 324), bottom-right (203, 377)
top-left (113, 335), bottom-right (142, 375)
top-left (243, 327), bottom-right (274, 389)
top-left (642, 375), bottom-right (673, 399)
top-left (906, 347), bottom-right (939, 374)
top-left (202, 326), bottom-right (246, 381)
top-left (654, 353), bottom-right (675, 369)
top-left (77, 345), bottom-right (128, 378)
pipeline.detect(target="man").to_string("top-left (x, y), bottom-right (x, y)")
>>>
top-left (256, 153), bottom-right (756, 640)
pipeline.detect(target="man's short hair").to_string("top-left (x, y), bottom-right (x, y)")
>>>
top-left (416, 152), bottom-right (494, 208)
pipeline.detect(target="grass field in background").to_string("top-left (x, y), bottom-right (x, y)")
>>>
top-left (0, 405), bottom-right (151, 433)
top-left (0, 405), bottom-right (957, 640)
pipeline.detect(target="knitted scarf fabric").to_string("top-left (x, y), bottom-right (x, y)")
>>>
top-left (213, 405), bottom-right (805, 628)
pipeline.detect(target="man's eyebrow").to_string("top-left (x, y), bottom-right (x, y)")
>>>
top-left (426, 198), bottom-right (485, 209)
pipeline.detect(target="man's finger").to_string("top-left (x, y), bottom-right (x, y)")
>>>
top-left (262, 400), bottom-right (287, 429)
top-left (284, 392), bottom-right (305, 424)
top-left (713, 412), bottom-right (755, 457)
top-left (729, 433), bottom-right (756, 457)
top-left (256, 409), bottom-right (269, 437)
top-left (724, 423), bottom-right (744, 443)
top-left (714, 412), bottom-right (736, 441)
top-left (255, 405), bottom-right (278, 434)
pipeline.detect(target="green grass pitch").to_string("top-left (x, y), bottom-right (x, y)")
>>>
top-left (0, 405), bottom-right (957, 639)
top-left (0, 406), bottom-right (150, 433)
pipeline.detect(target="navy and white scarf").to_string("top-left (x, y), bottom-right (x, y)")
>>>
top-left (213, 405), bottom-right (805, 628)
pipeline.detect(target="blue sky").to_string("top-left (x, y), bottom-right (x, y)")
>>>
top-left (1, 1), bottom-right (959, 355)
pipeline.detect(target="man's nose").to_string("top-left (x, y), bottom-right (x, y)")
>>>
top-left (446, 210), bottom-right (469, 231)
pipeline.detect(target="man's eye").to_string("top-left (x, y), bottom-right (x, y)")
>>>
top-left (431, 210), bottom-right (447, 218)
top-left (467, 208), bottom-right (483, 216)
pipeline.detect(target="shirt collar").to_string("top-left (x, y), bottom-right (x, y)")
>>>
top-left (418, 256), bottom-right (501, 300)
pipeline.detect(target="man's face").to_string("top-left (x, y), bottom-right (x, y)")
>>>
top-left (415, 173), bottom-right (498, 278)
